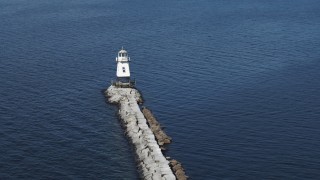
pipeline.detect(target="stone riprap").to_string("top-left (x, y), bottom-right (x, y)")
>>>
top-left (106, 85), bottom-right (176, 180)
top-left (169, 159), bottom-right (188, 180)
top-left (142, 107), bottom-right (172, 148)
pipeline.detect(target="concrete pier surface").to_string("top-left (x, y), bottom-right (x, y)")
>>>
top-left (106, 85), bottom-right (176, 180)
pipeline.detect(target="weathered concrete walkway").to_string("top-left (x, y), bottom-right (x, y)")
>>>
top-left (106, 85), bottom-right (176, 180)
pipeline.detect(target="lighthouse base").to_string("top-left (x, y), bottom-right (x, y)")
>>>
top-left (111, 78), bottom-right (136, 88)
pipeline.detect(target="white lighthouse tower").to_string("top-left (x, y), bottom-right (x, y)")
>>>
top-left (114, 47), bottom-right (134, 87)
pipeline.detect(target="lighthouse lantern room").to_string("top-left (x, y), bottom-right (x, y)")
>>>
top-left (113, 48), bottom-right (135, 87)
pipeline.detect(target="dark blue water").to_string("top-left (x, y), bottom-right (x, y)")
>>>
top-left (1, 0), bottom-right (320, 179)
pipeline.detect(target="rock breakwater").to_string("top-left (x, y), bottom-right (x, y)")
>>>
top-left (169, 159), bottom-right (188, 180)
top-left (106, 85), bottom-right (176, 180)
top-left (142, 107), bottom-right (172, 149)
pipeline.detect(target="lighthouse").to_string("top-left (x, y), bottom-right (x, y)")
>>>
top-left (113, 48), bottom-right (135, 87)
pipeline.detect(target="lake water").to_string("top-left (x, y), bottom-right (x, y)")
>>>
top-left (1, 0), bottom-right (320, 179)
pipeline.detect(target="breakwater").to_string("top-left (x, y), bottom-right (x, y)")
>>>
top-left (106, 85), bottom-right (178, 180)
top-left (142, 107), bottom-right (187, 179)
top-left (142, 107), bottom-right (172, 149)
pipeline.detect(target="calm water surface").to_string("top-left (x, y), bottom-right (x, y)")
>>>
top-left (1, 0), bottom-right (320, 179)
